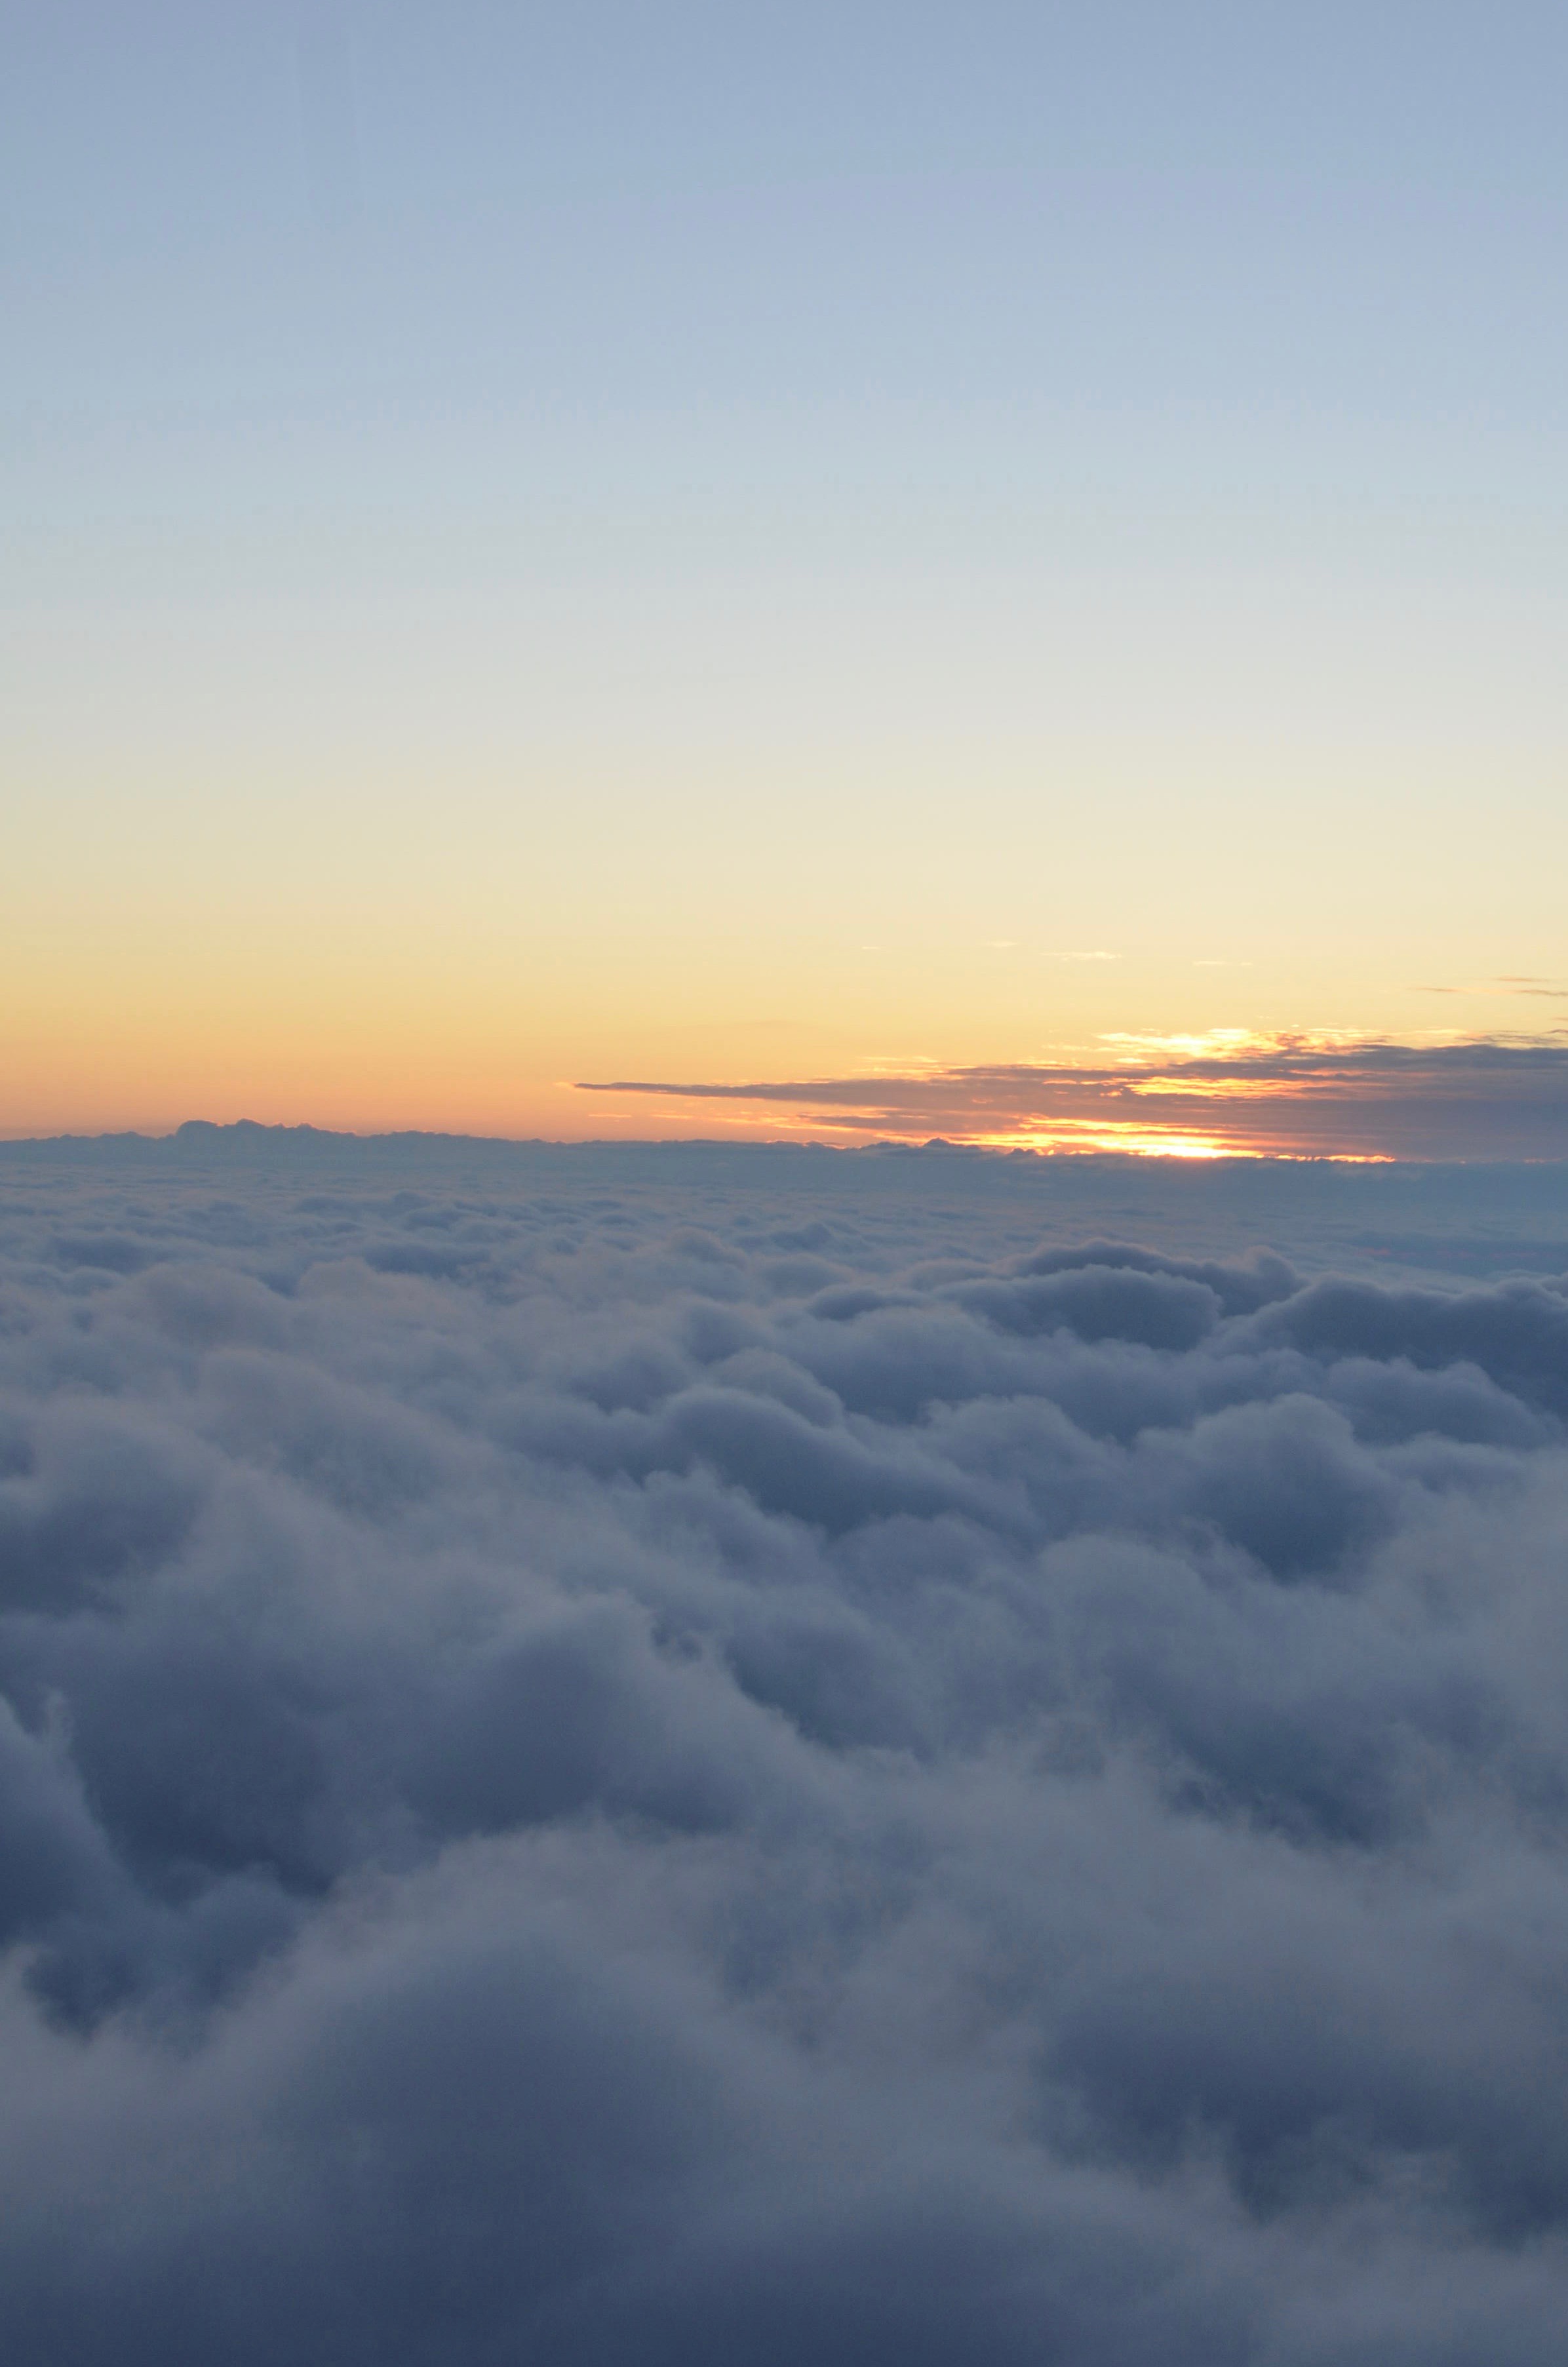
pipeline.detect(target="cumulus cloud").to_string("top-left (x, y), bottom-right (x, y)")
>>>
top-left (578, 1034), bottom-right (1568, 1158)
top-left (3, 1143), bottom-right (1568, 2359)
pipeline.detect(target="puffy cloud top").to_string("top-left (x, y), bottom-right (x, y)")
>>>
top-left (3, 1152), bottom-right (1568, 2361)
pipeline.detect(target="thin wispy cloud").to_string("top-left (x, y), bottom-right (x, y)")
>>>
top-left (1414, 978), bottom-right (1568, 1000)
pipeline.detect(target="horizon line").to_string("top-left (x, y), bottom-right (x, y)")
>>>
top-left (1, 1118), bottom-right (1565, 1170)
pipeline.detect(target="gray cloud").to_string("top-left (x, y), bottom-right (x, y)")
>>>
top-left (578, 1036), bottom-right (1568, 1158)
top-left (3, 1144), bottom-right (1568, 2358)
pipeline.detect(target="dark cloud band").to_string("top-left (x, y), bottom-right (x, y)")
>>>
top-left (579, 1036), bottom-right (1568, 1159)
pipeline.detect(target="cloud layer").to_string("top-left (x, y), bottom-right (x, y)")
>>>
top-left (4, 1150), bottom-right (1568, 2360)
top-left (580, 1034), bottom-right (1568, 1158)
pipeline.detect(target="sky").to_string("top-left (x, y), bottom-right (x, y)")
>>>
top-left (5, 3), bottom-right (1567, 1149)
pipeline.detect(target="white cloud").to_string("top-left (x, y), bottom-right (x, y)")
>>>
top-left (1, 1148), bottom-right (1568, 2358)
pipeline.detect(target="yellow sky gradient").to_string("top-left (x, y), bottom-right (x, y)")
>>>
top-left (7, 568), bottom-right (1567, 1144)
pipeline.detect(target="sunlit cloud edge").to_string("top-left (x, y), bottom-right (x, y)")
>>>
top-left (578, 1032), bottom-right (1568, 1162)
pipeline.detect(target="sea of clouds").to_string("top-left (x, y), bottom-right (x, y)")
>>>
top-left (4, 1143), bottom-right (1568, 2362)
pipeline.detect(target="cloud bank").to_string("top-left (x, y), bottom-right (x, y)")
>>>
top-left (3, 1150), bottom-right (1568, 2360)
top-left (580, 1034), bottom-right (1568, 1159)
